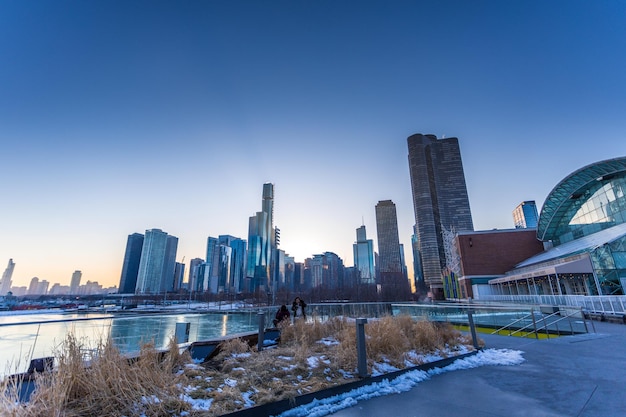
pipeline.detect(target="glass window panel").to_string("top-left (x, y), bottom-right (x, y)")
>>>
top-left (613, 252), bottom-right (626, 269)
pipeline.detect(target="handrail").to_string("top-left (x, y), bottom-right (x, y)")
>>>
top-left (490, 312), bottom-right (536, 335)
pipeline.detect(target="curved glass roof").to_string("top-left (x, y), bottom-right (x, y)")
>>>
top-left (537, 157), bottom-right (626, 242)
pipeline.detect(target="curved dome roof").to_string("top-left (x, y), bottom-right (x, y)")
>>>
top-left (537, 156), bottom-right (626, 241)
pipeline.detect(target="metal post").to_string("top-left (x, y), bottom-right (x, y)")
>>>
top-left (356, 318), bottom-right (369, 378)
top-left (257, 312), bottom-right (265, 352)
top-left (466, 307), bottom-right (479, 349)
top-left (530, 308), bottom-right (539, 339)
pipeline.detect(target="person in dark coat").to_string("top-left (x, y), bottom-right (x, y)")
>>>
top-left (273, 304), bottom-right (291, 327)
top-left (291, 297), bottom-right (307, 320)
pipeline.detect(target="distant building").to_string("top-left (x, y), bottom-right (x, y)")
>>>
top-left (0, 259), bottom-right (15, 296)
top-left (407, 133), bottom-right (474, 299)
top-left (188, 258), bottom-right (204, 292)
top-left (513, 201), bottom-right (539, 229)
top-left (375, 200), bottom-right (403, 275)
top-left (28, 277), bottom-right (40, 295)
top-left (135, 229), bottom-right (178, 294)
top-left (219, 235), bottom-right (247, 294)
top-left (118, 233), bottom-right (144, 294)
top-left (284, 254), bottom-right (296, 292)
top-left (247, 183), bottom-right (276, 292)
top-left (70, 270), bottom-right (82, 295)
top-left (49, 283), bottom-right (70, 295)
top-left (304, 252), bottom-right (344, 289)
top-left (375, 200), bottom-right (409, 298)
top-left (353, 225), bottom-right (375, 285)
top-left (173, 262), bottom-right (185, 291)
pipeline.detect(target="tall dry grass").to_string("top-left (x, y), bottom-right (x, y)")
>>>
top-left (0, 334), bottom-right (191, 417)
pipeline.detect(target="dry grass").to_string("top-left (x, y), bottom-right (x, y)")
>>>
top-left (0, 315), bottom-right (481, 417)
top-left (1, 335), bottom-right (191, 417)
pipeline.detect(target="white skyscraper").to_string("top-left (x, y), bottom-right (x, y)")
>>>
top-left (70, 270), bottom-right (82, 294)
top-left (1, 259), bottom-right (15, 295)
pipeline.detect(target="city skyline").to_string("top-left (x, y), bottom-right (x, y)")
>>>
top-left (2, 1), bottom-right (625, 288)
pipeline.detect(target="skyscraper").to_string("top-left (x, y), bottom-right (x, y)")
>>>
top-left (375, 200), bottom-right (409, 300)
top-left (411, 225), bottom-right (425, 292)
top-left (1, 259), bottom-right (15, 295)
top-left (407, 133), bottom-right (474, 299)
top-left (353, 225), bottom-right (375, 284)
top-left (247, 183), bottom-right (275, 292)
top-left (70, 270), bottom-right (82, 294)
top-left (375, 200), bottom-right (403, 275)
top-left (187, 258), bottom-right (204, 292)
top-left (135, 228), bottom-right (178, 294)
top-left (118, 233), bottom-right (144, 294)
top-left (219, 235), bottom-right (247, 294)
top-left (513, 200), bottom-right (539, 229)
top-left (205, 235), bottom-right (247, 294)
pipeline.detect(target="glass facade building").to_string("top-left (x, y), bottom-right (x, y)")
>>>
top-left (407, 134), bottom-right (474, 298)
top-left (247, 183), bottom-right (275, 292)
top-left (513, 201), bottom-right (539, 229)
top-left (353, 225), bottom-right (375, 284)
top-left (118, 233), bottom-right (144, 294)
top-left (135, 229), bottom-right (178, 294)
top-left (492, 157), bottom-right (626, 296)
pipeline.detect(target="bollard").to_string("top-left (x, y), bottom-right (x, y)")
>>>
top-left (466, 310), bottom-right (479, 349)
top-left (257, 312), bottom-right (265, 352)
top-left (356, 318), bottom-right (369, 378)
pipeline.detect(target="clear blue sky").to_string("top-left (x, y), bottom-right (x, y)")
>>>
top-left (1, 0), bottom-right (625, 289)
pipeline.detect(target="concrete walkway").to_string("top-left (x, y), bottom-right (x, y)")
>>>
top-left (331, 321), bottom-right (626, 417)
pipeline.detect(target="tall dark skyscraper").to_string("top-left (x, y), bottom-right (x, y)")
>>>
top-left (375, 200), bottom-right (403, 275)
top-left (407, 133), bottom-right (473, 298)
top-left (118, 233), bottom-right (144, 294)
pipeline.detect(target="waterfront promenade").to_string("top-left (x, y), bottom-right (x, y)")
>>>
top-left (331, 320), bottom-right (626, 417)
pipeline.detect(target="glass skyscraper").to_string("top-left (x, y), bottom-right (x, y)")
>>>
top-left (135, 228), bottom-right (178, 294)
top-left (247, 183), bottom-right (275, 292)
top-left (407, 133), bottom-right (474, 298)
top-left (205, 235), bottom-right (247, 294)
top-left (118, 233), bottom-right (144, 294)
top-left (353, 225), bottom-right (375, 284)
top-left (513, 200), bottom-right (539, 229)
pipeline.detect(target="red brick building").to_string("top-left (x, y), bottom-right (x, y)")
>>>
top-left (445, 228), bottom-right (545, 299)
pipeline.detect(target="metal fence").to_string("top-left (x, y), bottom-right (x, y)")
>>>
top-left (478, 294), bottom-right (626, 315)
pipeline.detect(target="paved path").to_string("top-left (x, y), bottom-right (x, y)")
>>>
top-left (331, 321), bottom-right (626, 417)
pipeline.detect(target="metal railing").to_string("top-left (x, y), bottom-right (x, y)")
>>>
top-left (480, 294), bottom-right (626, 315)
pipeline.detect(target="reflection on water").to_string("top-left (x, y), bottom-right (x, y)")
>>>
top-left (0, 312), bottom-right (260, 376)
top-left (221, 314), bottom-right (228, 337)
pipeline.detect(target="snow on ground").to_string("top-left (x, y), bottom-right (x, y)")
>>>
top-left (274, 349), bottom-right (525, 417)
top-left (179, 348), bottom-right (524, 416)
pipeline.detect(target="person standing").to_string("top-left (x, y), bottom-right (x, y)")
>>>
top-left (291, 297), bottom-right (307, 321)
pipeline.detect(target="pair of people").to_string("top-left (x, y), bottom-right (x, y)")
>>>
top-left (272, 297), bottom-right (307, 327)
